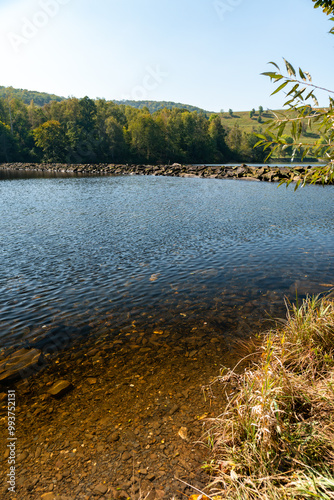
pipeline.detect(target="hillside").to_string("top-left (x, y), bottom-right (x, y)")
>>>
top-left (0, 86), bottom-right (210, 113)
top-left (220, 109), bottom-right (274, 134)
top-left (0, 86), bottom-right (321, 156)
top-left (0, 86), bottom-right (65, 107)
top-left (220, 109), bottom-right (321, 147)
top-left (113, 99), bottom-right (210, 113)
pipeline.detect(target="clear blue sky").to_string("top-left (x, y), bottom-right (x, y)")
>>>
top-left (0, 0), bottom-right (332, 112)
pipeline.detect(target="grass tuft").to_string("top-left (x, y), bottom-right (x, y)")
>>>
top-left (205, 295), bottom-right (334, 499)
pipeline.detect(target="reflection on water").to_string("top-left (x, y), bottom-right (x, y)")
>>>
top-left (0, 172), bottom-right (334, 351)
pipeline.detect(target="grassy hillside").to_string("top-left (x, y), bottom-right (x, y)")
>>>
top-left (222, 109), bottom-right (321, 151)
top-left (221, 110), bottom-right (274, 133)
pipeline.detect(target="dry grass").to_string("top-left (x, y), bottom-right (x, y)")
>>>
top-left (204, 295), bottom-right (334, 499)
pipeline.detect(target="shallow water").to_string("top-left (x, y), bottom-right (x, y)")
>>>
top-left (1, 173), bottom-right (334, 351)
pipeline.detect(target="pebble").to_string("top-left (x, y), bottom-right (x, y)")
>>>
top-left (93, 483), bottom-right (108, 495)
top-left (122, 451), bottom-right (132, 461)
top-left (40, 493), bottom-right (56, 500)
top-left (47, 380), bottom-right (73, 398)
top-left (178, 427), bottom-right (189, 440)
top-left (86, 378), bottom-right (97, 385)
top-left (17, 451), bottom-right (29, 463)
top-left (107, 432), bottom-right (119, 442)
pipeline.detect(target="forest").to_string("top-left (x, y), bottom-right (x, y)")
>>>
top-left (0, 93), bottom-right (269, 165)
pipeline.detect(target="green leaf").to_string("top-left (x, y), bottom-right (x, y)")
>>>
top-left (283, 58), bottom-right (296, 77)
top-left (312, 95), bottom-right (319, 107)
top-left (254, 140), bottom-right (265, 149)
top-left (286, 83), bottom-right (299, 97)
top-left (255, 134), bottom-right (267, 140)
top-left (271, 81), bottom-right (289, 96)
top-left (284, 98), bottom-right (296, 107)
top-left (277, 123), bottom-right (286, 137)
top-left (293, 88), bottom-right (306, 101)
top-left (305, 90), bottom-right (314, 101)
top-left (299, 68), bottom-right (306, 81)
top-left (261, 71), bottom-right (280, 79)
top-left (268, 61), bottom-right (280, 70)
top-left (294, 179), bottom-right (301, 191)
top-left (304, 71), bottom-right (312, 82)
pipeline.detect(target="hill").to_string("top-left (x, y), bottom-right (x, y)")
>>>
top-left (219, 109), bottom-right (321, 149)
top-left (220, 109), bottom-right (274, 133)
top-left (0, 86), bottom-right (210, 113)
top-left (0, 86), bottom-right (65, 107)
top-left (0, 86), bottom-right (322, 154)
top-left (113, 99), bottom-right (210, 113)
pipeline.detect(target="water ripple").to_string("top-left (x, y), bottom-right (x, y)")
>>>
top-left (0, 175), bottom-right (334, 348)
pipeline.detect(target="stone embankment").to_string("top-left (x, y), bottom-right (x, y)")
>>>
top-left (0, 162), bottom-right (325, 182)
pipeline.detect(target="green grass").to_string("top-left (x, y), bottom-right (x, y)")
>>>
top-left (222, 110), bottom-right (321, 149)
top-left (203, 294), bottom-right (334, 499)
top-left (221, 110), bottom-right (275, 134)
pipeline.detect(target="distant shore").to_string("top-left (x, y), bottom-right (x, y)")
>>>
top-left (0, 162), bottom-right (330, 183)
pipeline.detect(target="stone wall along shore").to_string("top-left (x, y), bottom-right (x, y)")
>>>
top-left (0, 162), bottom-right (329, 183)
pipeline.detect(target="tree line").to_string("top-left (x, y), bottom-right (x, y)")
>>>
top-left (0, 95), bottom-right (270, 165)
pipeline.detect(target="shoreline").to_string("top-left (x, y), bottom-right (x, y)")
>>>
top-left (0, 162), bottom-right (330, 183)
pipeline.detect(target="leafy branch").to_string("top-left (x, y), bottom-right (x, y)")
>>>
top-left (255, 58), bottom-right (334, 188)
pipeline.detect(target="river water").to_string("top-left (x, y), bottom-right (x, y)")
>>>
top-left (1, 172), bottom-right (334, 352)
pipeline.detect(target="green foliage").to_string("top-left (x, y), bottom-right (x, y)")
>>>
top-left (256, 4), bottom-right (334, 186)
top-left (257, 57), bottom-right (334, 186)
top-left (0, 89), bottom-right (285, 165)
top-left (113, 99), bottom-right (209, 114)
top-left (313, 0), bottom-right (334, 17)
top-left (0, 121), bottom-right (19, 162)
top-left (0, 94), bottom-right (239, 164)
top-left (33, 120), bottom-right (67, 162)
top-left (0, 86), bottom-right (64, 107)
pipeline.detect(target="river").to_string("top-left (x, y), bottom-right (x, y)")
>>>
top-left (1, 171), bottom-right (334, 352)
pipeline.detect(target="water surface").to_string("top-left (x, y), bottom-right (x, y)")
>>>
top-left (1, 172), bottom-right (333, 351)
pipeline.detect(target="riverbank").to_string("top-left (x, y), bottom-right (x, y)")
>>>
top-left (204, 295), bottom-right (334, 500)
top-left (0, 162), bottom-right (330, 183)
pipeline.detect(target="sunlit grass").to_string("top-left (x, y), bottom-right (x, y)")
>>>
top-left (204, 294), bottom-right (334, 499)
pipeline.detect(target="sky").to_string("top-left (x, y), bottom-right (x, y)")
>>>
top-left (0, 0), bottom-right (333, 112)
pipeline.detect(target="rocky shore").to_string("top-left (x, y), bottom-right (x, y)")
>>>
top-left (0, 162), bottom-right (325, 183)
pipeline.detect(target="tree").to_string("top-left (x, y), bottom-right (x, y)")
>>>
top-left (208, 115), bottom-right (231, 162)
top-left (0, 121), bottom-right (19, 161)
top-left (128, 112), bottom-right (165, 163)
top-left (255, 3), bottom-right (334, 188)
top-left (228, 108), bottom-right (233, 117)
top-left (226, 124), bottom-right (242, 156)
top-left (258, 105), bottom-right (263, 116)
top-left (33, 120), bottom-right (67, 162)
top-left (250, 108), bottom-right (255, 118)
